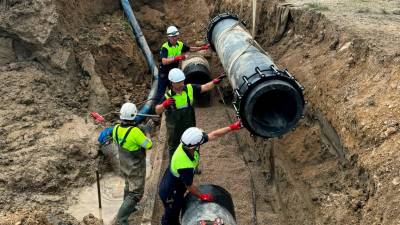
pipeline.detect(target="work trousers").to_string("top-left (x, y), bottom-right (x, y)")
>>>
top-left (117, 148), bottom-right (146, 225)
top-left (159, 170), bottom-right (186, 225)
top-left (165, 106), bottom-right (196, 161)
top-left (156, 73), bottom-right (169, 102)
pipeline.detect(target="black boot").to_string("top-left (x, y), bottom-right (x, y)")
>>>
top-left (117, 194), bottom-right (138, 225)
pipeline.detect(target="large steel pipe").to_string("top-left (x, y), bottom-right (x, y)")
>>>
top-left (207, 13), bottom-right (305, 138)
top-left (182, 56), bottom-right (212, 106)
top-left (182, 184), bottom-right (236, 225)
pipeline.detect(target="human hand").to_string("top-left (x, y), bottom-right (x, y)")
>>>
top-left (174, 55), bottom-right (186, 61)
top-left (162, 98), bottom-right (175, 108)
top-left (212, 74), bottom-right (227, 84)
top-left (229, 120), bottom-right (242, 130)
top-left (199, 193), bottom-right (214, 201)
top-left (200, 44), bottom-right (210, 50)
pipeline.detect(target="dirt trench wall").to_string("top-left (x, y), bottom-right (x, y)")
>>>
top-left (0, 0), bottom-right (153, 222)
top-left (211, 0), bottom-right (400, 224)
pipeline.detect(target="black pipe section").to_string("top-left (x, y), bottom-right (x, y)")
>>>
top-left (207, 12), bottom-right (305, 138)
top-left (121, 0), bottom-right (159, 123)
top-left (182, 57), bottom-right (212, 106)
top-left (181, 184), bottom-right (236, 225)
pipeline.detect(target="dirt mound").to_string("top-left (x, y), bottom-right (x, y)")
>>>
top-left (0, 209), bottom-right (103, 225)
top-left (0, 0), bottom-right (150, 222)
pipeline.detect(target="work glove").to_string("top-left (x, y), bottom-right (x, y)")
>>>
top-left (200, 44), bottom-right (210, 50)
top-left (90, 112), bottom-right (105, 123)
top-left (229, 120), bottom-right (242, 130)
top-left (199, 193), bottom-right (214, 202)
top-left (162, 98), bottom-right (175, 108)
top-left (212, 74), bottom-right (227, 84)
top-left (173, 55), bottom-right (186, 62)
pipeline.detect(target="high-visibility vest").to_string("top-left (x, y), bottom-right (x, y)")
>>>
top-left (162, 41), bottom-right (184, 57)
top-left (165, 84), bottom-right (194, 109)
top-left (170, 143), bottom-right (199, 177)
top-left (112, 124), bottom-right (152, 151)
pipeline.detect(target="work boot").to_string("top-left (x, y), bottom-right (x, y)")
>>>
top-left (116, 194), bottom-right (138, 225)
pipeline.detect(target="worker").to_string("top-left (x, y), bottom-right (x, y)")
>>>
top-left (156, 25), bottom-right (209, 101)
top-left (155, 68), bottom-right (226, 162)
top-left (112, 102), bottom-right (153, 225)
top-left (158, 120), bottom-right (242, 225)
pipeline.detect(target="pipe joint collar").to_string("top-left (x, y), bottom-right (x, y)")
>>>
top-left (207, 12), bottom-right (239, 51)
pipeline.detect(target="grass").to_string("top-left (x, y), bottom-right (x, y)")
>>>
top-left (306, 2), bottom-right (329, 11)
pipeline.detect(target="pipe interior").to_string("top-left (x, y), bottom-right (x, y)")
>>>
top-left (251, 89), bottom-right (299, 134)
top-left (184, 64), bottom-right (211, 85)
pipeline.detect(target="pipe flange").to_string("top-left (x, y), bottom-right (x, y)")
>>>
top-left (207, 12), bottom-right (239, 51)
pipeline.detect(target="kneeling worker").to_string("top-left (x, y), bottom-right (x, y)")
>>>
top-left (158, 120), bottom-right (242, 225)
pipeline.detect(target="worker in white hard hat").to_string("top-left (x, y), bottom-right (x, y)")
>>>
top-left (112, 102), bottom-right (153, 225)
top-left (159, 121), bottom-right (242, 225)
top-left (156, 25), bottom-right (210, 101)
top-left (155, 68), bottom-right (226, 164)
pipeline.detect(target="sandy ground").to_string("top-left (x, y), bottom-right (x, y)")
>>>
top-left (286, 0), bottom-right (400, 55)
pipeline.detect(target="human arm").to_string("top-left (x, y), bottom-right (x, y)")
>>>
top-left (179, 169), bottom-right (206, 199)
top-left (200, 74), bottom-right (227, 93)
top-left (186, 184), bottom-right (202, 198)
top-left (189, 43), bottom-right (209, 52)
top-left (133, 127), bottom-right (153, 150)
top-left (160, 47), bottom-right (186, 65)
top-left (207, 120), bottom-right (242, 141)
top-left (155, 97), bottom-right (175, 115)
top-left (161, 55), bottom-right (186, 65)
top-left (187, 184), bottom-right (214, 201)
top-left (181, 169), bottom-right (213, 201)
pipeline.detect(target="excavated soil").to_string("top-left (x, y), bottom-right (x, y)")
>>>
top-left (1, 0), bottom-right (400, 224)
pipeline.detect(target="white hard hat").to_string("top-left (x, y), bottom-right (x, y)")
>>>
top-left (120, 102), bottom-right (137, 121)
top-left (181, 127), bottom-right (204, 147)
top-left (168, 68), bottom-right (185, 83)
top-left (166, 26), bottom-right (179, 37)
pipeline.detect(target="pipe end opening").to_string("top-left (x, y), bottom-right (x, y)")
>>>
top-left (243, 80), bottom-right (304, 138)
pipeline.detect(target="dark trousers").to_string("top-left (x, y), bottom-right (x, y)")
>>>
top-left (156, 73), bottom-right (169, 102)
top-left (165, 106), bottom-right (196, 161)
top-left (159, 170), bottom-right (186, 225)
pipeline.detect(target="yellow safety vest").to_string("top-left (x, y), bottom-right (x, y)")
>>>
top-left (170, 143), bottom-right (199, 177)
top-left (165, 84), bottom-right (194, 109)
top-left (112, 124), bottom-right (152, 151)
top-left (162, 41), bottom-right (184, 57)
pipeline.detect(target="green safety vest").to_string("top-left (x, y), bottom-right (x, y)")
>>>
top-left (165, 84), bottom-right (194, 109)
top-left (170, 143), bottom-right (199, 177)
top-left (162, 41), bottom-right (184, 57)
top-left (112, 124), bottom-right (152, 152)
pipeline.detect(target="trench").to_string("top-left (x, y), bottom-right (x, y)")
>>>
top-left (1, 0), bottom-right (391, 224)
